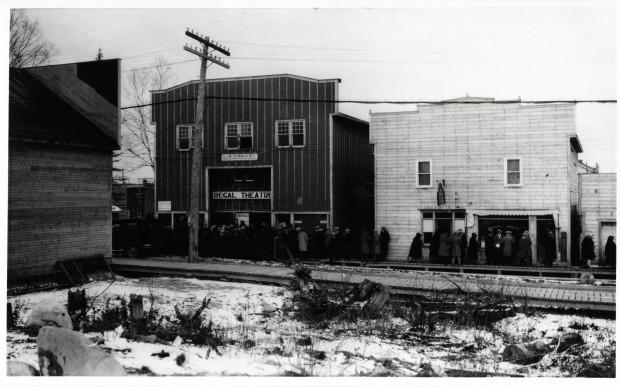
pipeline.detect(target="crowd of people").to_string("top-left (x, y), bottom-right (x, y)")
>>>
top-left (155, 219), bottom-right (392, 263)
top-left (147, 218), bottom-right (616, 268)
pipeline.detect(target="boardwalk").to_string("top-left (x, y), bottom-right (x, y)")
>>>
top-left (110, 258), bottom-right (616, 312)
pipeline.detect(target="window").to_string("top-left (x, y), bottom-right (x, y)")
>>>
top-left (416, 160), bottom-right (432, 187)
top-left (276, 120), bottom-right (305, 147)
top-left (421, 210), bottom-right (466, 245)
top-left (504, 157), bottom-right (522, 187)
top-left (225, 122), bottom-right (253, 150)
top-left (176, 124), bottom-right (202, 151)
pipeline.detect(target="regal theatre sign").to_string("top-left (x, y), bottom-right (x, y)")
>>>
top-left (212, 191), bottom-right (271, 199)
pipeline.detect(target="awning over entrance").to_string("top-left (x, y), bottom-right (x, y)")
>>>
top-left (468, 209), bottom-right (560, 228)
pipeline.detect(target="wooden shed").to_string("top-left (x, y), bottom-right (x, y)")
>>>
top-left (8, 59), bottom-right (120, 279)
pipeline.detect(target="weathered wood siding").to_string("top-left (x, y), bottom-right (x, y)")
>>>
top-left (370, 103), bottom-right (576, 260)
top-left (579, 173), bottom-right (617, 257)
top-left (8, 142), bottom-right (112, 278)
top-left (153, 75), bottom-right (337, 214)
top-left (332, 115), bottom-right (374, 230)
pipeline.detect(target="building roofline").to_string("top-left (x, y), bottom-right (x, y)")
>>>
top-left (17, 58), bottom-right (121, 70)
top-left (333, 112), bottom-right (368, 125)
top-left (152, 74), bottom-right (342, 94)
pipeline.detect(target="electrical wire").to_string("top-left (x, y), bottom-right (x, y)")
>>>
top-left (122, 96), bottom-right (616, 110)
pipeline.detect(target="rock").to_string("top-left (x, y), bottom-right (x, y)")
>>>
top-left (26, 299), bottom-right (73, 330)
top-left (296, 337), bottom-right (312, 346)
top-left (282, 300), bottom-right (294, 311)
top-left (172, 336), bottom-right (183, 347)
top-left (243, 339), bottom-right (256, 349)
top-left (580, 273), bottom-right (595, 284)
top-left (261, 301), bottom-right (277, 314)
top-left (6, 360), bottom-right (40, 376)
top-left (418, 361), bottom-right (444, 377)
top-left (37, 327), bottom-right (127, 376)
top-left (370, 363), bottom-right (390, 376)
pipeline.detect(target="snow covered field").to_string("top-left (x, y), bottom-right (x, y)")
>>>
top-left (6, 275), bottom-right (616, 377)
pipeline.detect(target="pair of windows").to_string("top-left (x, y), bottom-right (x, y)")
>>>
top-left (175, 119), bottom-right (305, 151)
top-left (415, 158), bottom-right (522, 188)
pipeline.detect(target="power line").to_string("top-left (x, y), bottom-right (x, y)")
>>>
top-left (121, 96), bottom-right (617, 110)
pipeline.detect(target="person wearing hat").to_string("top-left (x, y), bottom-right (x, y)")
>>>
top-left (313, 226), bottom-right (325, 259)
top-left (449, 230), bottom-right (462, 266)
top-left (544, 230), bottom-right (557, 267)
top-left (297, 226), bottom-right (308, 259)
top-left (407, 232), bottom-right (423, 263)
top-left (581, 234), bottom-right (595, 269)
top-left (500, 230), bottom-right (515, 265)
top-left (516, 230), bottom-right (533, 266)
top-left (467, 232), bottom-right (479, 264)
top-left (492, 229), bottom-right (503, 266)
top-left (360, 228), bottom-right (371, 265)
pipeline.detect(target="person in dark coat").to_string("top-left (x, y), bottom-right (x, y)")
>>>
top-left (407, 233), bottom-right (423, 262)
top-left (342, 227), bottom-right (354, 260)
top-left (324, 228), bottom-right (333, 264)
top-left (437, 230), bottom-right (451, 264)
top-left (429, 229), bottom-right (440, 263)
top-left (467, 233), bottom-right (479, 264)
top-left (314, 226), bottom-right (325, 259)
top-left (460, 231), bottom-right (468, 262)
top-left (379, 227), bottom-right (390, 261)
top-left (581, 235), bottom-right (595, 269)
top-left (516, 230), bottom-right (533, 266)
top-left (373, 229), bottom-right (381, 262)
top-left (500, 230), bottom-right (515, 265)
top-left (360, 228), bottom-right (371, 264)
top-left (544, 230), bottom-right (557, 267)
top-left (484, 231), bottom-right (494, 265)
top-left (492, 229), bottom-right (503, 265)
top-left (604, 236), bottom-right (616, 269)
top-left (450, 230), bottom-right (463, 266)
top-left (331, 227), bottom-right (342, 261)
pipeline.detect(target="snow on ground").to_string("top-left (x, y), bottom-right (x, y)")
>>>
top-left (6, 275), bottom-right (616, 377)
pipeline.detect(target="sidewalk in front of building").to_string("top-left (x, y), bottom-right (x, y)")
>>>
top-left (109, 257), bottom-right (616, 312)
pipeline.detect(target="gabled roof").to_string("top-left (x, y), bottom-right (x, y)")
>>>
top-left (9, 59), bottom-right (120, 150)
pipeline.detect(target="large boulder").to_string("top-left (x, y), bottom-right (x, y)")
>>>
top-left (37, 327), bottom-right (127, 376)
top-left (25, 299), bottom-right (73, 330)
top-left (6, 360), bottom-right (40, 376)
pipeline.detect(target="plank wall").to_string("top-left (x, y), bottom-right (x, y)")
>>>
top-left (8, 142), bottom-right (112, 278)
top-left (370, 103), bottom-right (577, 260)
top-left (579, 173), bottom-right (617, 257)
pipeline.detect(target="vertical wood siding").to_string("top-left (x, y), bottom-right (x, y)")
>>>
top-left (332, 115), bottom-right (374, 230)
top-left (370, 103), bottom-right (577, 260)
top-left (579, 173), bottom-right (617, 257)
top-left (8, 142), bottom-right (112, 278)
top-left (153, 75), bottom-right (338, 215)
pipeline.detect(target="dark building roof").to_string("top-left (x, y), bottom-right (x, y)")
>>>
top-left (9, 59), bottom-right (120, 150)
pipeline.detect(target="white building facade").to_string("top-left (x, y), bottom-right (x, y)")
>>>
top-left (370, 99), bottom-right (582, 265)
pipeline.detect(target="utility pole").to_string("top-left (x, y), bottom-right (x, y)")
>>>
top-left (184, 29), bottom-right (230, 263)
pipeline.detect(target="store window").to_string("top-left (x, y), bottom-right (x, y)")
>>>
top-left (420, 210), bottom-right (465, 244)
top-left (416, 160), bottom-right (432, 187)
top-left (504, 157), bottom-right (522, 187)
top-left (225, 122), bottom-right (253, 150)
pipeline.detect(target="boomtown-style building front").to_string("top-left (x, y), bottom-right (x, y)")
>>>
top-left (370, 97), bottom-right (583, 265)
top-left (152, 74), bottom-right (373, 232)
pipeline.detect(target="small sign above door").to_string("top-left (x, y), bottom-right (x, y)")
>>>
top-left (222, 153), bottom-right (258, 161)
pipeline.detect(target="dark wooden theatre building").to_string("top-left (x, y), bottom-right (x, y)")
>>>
top-left (152, 74), bottom-right (373, 232)
top-left (8, 60), bottom-right (120, 280)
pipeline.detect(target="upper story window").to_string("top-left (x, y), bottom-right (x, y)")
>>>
top-left (276, 120), bottom-right (305, 148)
top-left (504, 157), bottom-right (522, 187)
top-left (176, 124), bottom-right (201, 151)
top-left (225, 122), bottom-right (253, 150)
top-left (416, 160), bottom-right (432, 188)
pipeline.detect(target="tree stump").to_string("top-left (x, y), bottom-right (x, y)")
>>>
top-left (129, 294), bottom-right (145, 335)
top-left (502, 333), bottom-right (584, 365)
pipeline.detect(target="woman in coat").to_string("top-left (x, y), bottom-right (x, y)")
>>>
top-left (450, 230), bottom-right (462, 266)
top-left (437, 230), bottom-right (451, 264)
top-left (297, 227), bottom-right (308, 259)
top-left (407, 233), bottom-right (423, 262)
top-left (581, 235), bottom-right (596, 268)
top-left (604, 236), bottom-right (616, 269)
top-left (379, 227), bottom-right (390, 261)
top-left (467, 233), bottom-right (479, 264)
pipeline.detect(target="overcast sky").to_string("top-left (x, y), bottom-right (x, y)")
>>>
top-left (5, 2), bottom-right (618, 178)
